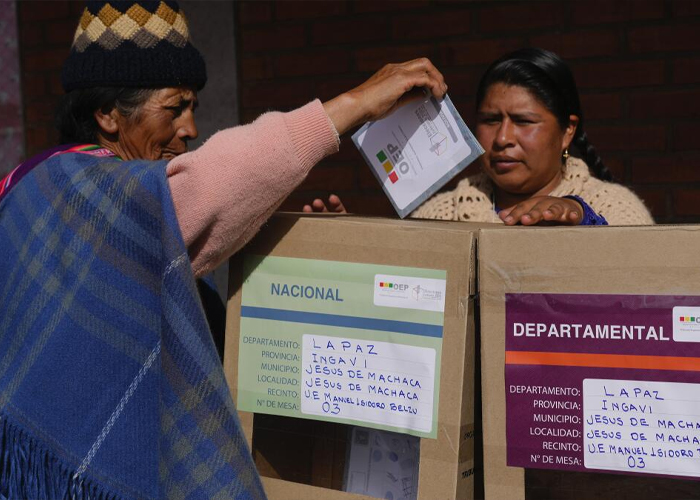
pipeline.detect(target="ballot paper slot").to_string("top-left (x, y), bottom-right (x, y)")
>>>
top-left (251, 414), bottom-right (349, 490)
top-left (251, 414), bottom-right (421, 500)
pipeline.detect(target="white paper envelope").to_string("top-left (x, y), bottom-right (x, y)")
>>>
top-left (352, 95), bottom-right (484, 218)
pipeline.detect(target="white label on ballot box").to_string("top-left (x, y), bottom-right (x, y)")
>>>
top-left (374, 274), bottom-right (446, 313)
top-left (352, 94), bottom-right (483, 218)
top-left (673, 306), bottom-right (700, 342)
top-left (301, 334), bottom-right (436, 433)
top-left (584, 378), bottom-right (700, 477)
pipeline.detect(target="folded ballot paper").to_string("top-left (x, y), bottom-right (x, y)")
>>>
top-left (352, 95), bottom-right (484, 218)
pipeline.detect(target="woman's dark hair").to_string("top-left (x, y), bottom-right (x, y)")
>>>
top-left (475, 48), bottom-right (612, 181)
top-left (55, 87), bottom-right (156, 144)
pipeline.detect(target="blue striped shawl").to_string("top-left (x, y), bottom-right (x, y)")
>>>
top-left (0, 152), bottom-right (266, 499)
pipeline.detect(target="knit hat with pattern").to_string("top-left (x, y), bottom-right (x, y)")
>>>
top-left (61, 1), bottom-right (206, 92)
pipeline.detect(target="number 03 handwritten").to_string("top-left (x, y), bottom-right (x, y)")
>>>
top-left (322, 402), bottom-right (341, 415)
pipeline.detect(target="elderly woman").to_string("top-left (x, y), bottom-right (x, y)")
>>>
top-left (308, 48), bottom-right (654, 226)
top-left (0, 2), bottom-right (446, 499)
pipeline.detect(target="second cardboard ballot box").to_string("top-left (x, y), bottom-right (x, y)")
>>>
top-left (224, 214), bottom-right (479, 500)
top-left (479, 225), bottom-right (700, 500)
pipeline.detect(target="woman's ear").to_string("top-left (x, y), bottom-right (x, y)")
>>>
top-left (94, 107), bottom-right (121, 136)
top-left (562, 114), bottom-right (579, 150)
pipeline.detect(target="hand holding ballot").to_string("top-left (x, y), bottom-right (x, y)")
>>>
top-left (310, 92), bottom-right (484, 218)
top-left (308, 58), bottom-right (449, 215)
top-left (322, 58), bottom-right (447, 136)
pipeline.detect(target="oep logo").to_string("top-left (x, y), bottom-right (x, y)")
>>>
top-left (376, 144), bottom-right (410, 184)
top-left (378, 281), bottom-right (409, 292)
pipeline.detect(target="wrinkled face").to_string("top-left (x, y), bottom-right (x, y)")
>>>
top-left (115, 87), bottom-right (198, 161)
top-left (475, 83), bottom-right (575, 196)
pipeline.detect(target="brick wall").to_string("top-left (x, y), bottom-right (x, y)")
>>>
top-left (0, 1), bottom-right (24, 175)
top-left (17, 0), bottom-right (80, 159)
top-left (237, 0), bottom-right (700, 223)
top-left (15, 1), bottom-right (700, 223)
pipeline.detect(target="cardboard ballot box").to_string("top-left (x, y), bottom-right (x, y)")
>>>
top-left (478, 225), bottom-right (700, 500)
top-left (224, 214), bottom-right (479, 500)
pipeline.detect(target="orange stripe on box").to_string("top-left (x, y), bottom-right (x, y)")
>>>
top-left (505, 351), bottom-right (700, 372)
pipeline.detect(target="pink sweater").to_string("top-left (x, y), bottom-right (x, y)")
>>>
top-left (166, 100), bottom-right (339, 277)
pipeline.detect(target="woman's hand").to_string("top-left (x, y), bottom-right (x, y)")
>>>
top-left (499, 196), bottom-right (583, 226)
top-left (323, 58), bottom-right (447, 135)
top-left (302, 194), bottom-right (347, 214)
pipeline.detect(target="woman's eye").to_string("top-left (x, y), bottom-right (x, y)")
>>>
top-left (166, 105), bottom-right (186, 117)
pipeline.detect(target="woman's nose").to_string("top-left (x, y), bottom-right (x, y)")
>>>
top-left (178, 113), bottom-right (198, 141)
top-left (494, 119), bottom-right (515, 148)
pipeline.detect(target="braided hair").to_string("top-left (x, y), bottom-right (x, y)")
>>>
top-left (475, 48), bottom-right (612, 181)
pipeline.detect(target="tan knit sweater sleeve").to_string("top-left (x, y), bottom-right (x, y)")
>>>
top-left (410, 171), bottom-right (500, 223)
top-left (551, 158), bottom-right (655, 226)
top-left (573, 180), bottom-right (655, 225)
top-left (410, 190), bottom-right (457, 220)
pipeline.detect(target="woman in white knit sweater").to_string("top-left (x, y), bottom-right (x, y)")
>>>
top-left (309, 48), bottom-right (653, 226)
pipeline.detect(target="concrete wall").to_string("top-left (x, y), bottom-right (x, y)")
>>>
top-left (182, 0), bottom-right (239, 146)
top-left (181, 1), bottom-right (239, 298)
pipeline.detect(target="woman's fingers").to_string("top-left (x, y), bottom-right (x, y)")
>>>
top-left (327, 194), bottom-right (347, 213)
top-left (302, 198), bottom-right (329, 213)
top-left (500, 201), bottom-right (538, 225)
top-left (323, 58), bottom-right (447, 135)
top-left (302, 195), bottom-right (348, 214)
top-left (362, 62), bottom-right (446, 119)
top-left (566, 198), bottom-right (583, 224)
top-left (400, 57), bottom-right (447, 96)
top-left (542, 202), bottom-right (566, 221)
top-left (500, 197), bottom-right (583, 226)
top-left (313, 199), bottom-right (329, 212)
